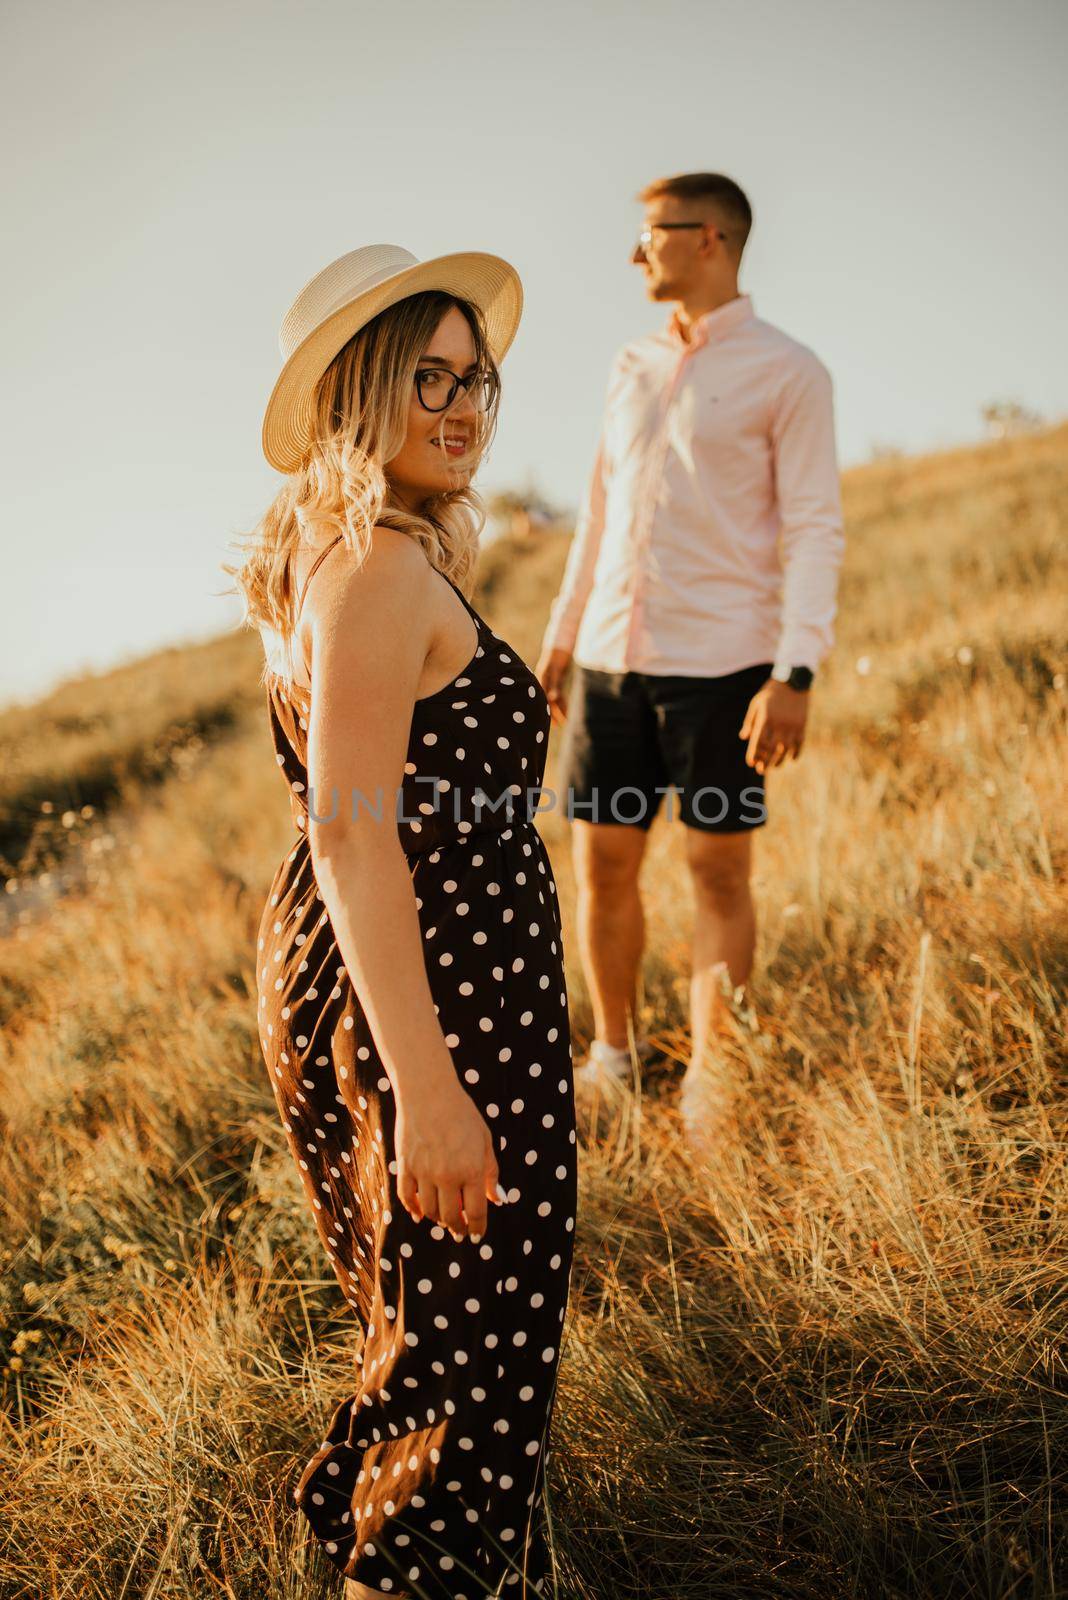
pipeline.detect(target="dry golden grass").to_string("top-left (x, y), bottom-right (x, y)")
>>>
top-left (0, 426), bottom-right (1065, 1598)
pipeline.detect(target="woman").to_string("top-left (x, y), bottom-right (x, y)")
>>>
top-left (232, 245), bottom-right (577, 1600)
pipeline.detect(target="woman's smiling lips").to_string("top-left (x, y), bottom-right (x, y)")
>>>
top-left (435, 436), bottom-right (469, 457)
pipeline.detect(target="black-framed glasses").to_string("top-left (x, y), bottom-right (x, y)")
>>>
top-left (415, 365), bottom-right (500, 414)
top-left (636, 222), bottom-right (726, 251)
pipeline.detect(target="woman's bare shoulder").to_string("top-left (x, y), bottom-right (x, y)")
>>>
top-left (302, 528), bottom-right (430, 612)
top-left (298, 530), bottom-right (434, 689)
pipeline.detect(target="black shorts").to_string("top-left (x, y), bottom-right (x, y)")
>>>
top-left (557, 661), bottom-right (774, 833)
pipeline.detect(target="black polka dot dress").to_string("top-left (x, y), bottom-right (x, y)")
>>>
top-left (255, 542), bottom-right (578, 1599)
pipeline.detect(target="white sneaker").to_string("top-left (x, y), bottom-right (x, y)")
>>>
top-left (574, 1035), bottom-right (656, 1094)
top-left (677, 1063), bottom-right (736, 1157)
top-left (574, 1038), bottom-right (630, 1091)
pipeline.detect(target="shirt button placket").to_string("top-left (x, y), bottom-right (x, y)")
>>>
top-left (624, 341), bottom-right (698, 670)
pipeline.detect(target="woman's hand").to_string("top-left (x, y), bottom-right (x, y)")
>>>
top-left (394, 1078), bottom-right (503, 1243)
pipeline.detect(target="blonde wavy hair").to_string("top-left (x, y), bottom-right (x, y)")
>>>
top-left (224, 290), bottom-right (502, 692)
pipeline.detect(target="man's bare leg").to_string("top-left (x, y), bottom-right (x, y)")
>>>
top-left (571, 819), bottom-right (650, 1049)
top-left (683, 828), bottom-right (756, 1073)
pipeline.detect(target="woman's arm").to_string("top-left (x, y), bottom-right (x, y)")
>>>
top-left (302, 529), bottom-right (500, 1240)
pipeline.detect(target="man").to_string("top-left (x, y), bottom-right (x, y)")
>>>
top-left (534, 171), bottom-right (845, 1140)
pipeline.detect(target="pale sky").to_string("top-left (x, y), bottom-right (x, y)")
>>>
top-left (2, 0), bottom-right (1065, 708)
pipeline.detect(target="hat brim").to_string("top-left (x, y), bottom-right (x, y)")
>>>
top-left (261, 251), bottom-right (523, 473)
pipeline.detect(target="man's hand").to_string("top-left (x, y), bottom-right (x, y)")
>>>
top-left (739, 679), bottom-right (809, 774)
top-left (535, 646), bottom-right (573, 727)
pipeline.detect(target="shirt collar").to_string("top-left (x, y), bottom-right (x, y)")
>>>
top-left (667, 292), bottom-right (754, 350)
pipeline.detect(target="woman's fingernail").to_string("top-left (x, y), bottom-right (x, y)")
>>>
top-left (495, 1183), bottom-right (508, 1203)
top-left (470, 1232), bottom-right (483, 1243)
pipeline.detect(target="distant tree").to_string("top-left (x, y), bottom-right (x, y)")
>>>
top-left (981, 399), bottom-right (1045, 439)
top-left (485, 485), bottom-right (563, 540)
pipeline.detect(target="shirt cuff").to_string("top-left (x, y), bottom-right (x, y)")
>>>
top-left (771, 646), bottom-right (822, 681)
top-left (541, 616), bottom-right (580, 656)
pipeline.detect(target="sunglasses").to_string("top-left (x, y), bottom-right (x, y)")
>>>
top-left (415, 365), bottom-right (500, 414)
top-left (636, 221), bottom-right (727, 251)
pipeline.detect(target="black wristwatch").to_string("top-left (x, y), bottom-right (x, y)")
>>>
top-left (771, 665), bottom-right (815, 691)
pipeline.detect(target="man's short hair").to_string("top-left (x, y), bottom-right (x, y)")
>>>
top-left (637, 172), bottom-right (753, 257)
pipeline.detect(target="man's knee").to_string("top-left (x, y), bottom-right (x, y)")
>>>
top-left (573, 819), bottom-right (649, 894)
top-left (685, 830), bottom-right (752, 907)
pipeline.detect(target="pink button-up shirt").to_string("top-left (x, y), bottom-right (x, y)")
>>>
top-left (540, 293), bottom-right (845, 680)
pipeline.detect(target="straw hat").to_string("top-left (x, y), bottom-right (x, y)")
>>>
top-left (261, 243), bottom-right (524, 473)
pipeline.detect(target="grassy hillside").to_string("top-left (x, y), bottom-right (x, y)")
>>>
top-left (0, 426), bottom-right (1064, 1598)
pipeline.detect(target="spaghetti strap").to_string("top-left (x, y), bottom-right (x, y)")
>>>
top-left (439, 569), bottom-right (477, 618)
top-left (296, 535), bottom-right (345, 614)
